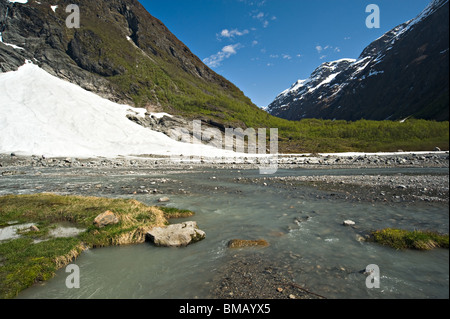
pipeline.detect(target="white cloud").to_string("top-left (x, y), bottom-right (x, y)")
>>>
top-left (203, 44), bottom-right (241, 68)
top-left (222, 44), bottom-right (238, 54)
top-left (218, 28), bottom-right (249, 39)
top-left (252, 40), bottom-right (258, 46)
top-left (252, 11), bottom-right (271, 28)
top-left (316, 44), bottom-right (340, 57)
top-left (239, 0), bottom-right (267, 6)
top-left (269, 54), bottom-right (294, 60)
top-left (254, 12), bottom-right (265, 19)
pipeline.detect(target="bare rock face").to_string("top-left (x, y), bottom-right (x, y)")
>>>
top-left (93, 211), bottom-right (119, 228)
top-left (147, 221), bottom-right (206, 247)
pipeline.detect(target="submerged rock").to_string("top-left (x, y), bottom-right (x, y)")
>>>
top-left (227, 239), bottom-right (270, 248)
top-left (93, 211), bottom-right (119, 228)
top-left (343, 220), bottom-right (356, 226)
top-left (147, 221), bottom-right (206, 247)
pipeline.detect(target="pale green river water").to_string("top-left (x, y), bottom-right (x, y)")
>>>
top-left (0, 166), bottom-right (447, 299)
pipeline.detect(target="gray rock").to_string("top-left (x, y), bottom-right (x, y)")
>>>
top-left (147, 221), bottom-right (206, 247)
top-left (158, 196), bottom-right (170, 202)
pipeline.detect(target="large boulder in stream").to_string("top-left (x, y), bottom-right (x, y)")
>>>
top-left (147, 221), bottom-right (206, 247)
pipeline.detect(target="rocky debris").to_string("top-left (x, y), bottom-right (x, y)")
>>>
top-left (227, 239), bottom-right (270, 249)
top-left (146, 221), bottom-right (206, 247)
top-left (29, 225), bottom-right (39, 232)
top-left (126, 113), bottom-right (237, 150)
top-left (158, 197), bottom-right (170, 203)
top-left (93, 211), bottom-right (119, 228)
top-left (262, 172), bottom-right (449, 203)
top-left (210, 253), bottom-right (324, 299)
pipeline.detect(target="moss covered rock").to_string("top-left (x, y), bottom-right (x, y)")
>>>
top-left (227, 239), bottom-right (270, 249)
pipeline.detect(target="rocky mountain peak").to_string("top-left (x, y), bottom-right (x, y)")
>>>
top-left (267, 0), bottom-right (449, 122)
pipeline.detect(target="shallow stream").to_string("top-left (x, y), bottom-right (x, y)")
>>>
top-left (0, 166), bottom-right (447, 299)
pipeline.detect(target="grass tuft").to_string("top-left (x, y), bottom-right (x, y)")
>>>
top-left (371, 228), bottom-right (449, 250)
top-left (157, 206), bottom-right (196, 219)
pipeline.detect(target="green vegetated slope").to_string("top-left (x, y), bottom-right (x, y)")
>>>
top-left (3, 0), bottom-right (447, 153)
top-left (64, 0), bottom-right (263, 129)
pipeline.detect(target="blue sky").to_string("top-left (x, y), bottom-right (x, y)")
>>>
top-left (141, 0), bottom-right (431, 107)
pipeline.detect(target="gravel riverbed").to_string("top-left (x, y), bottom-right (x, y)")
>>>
top-left (1, 151), bottom-right (449, 170)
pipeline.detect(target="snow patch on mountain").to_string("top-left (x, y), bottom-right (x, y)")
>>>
top-left (0, 62), bottom-right (239, 158)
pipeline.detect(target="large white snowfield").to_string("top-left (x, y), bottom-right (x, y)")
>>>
top-left (0, 62), bottom-right (239, 159)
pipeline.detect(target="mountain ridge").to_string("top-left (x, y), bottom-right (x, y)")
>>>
top-left (0, 0), bottom-right (261, 127)
top-left (267, 0), bottom-right (449, 122)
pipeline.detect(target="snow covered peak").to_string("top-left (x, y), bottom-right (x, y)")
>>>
top-left (274, 58), bottom-right (355, 100)
top-left (267, 0), bottom-right (449, 122)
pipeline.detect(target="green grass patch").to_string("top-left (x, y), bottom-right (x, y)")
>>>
top-left (0, 193), bottom-right (194, 299)
top-left (371, 228), bottom-right (449, 250)
top-left (158, 206), bottom-right (196, 219)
